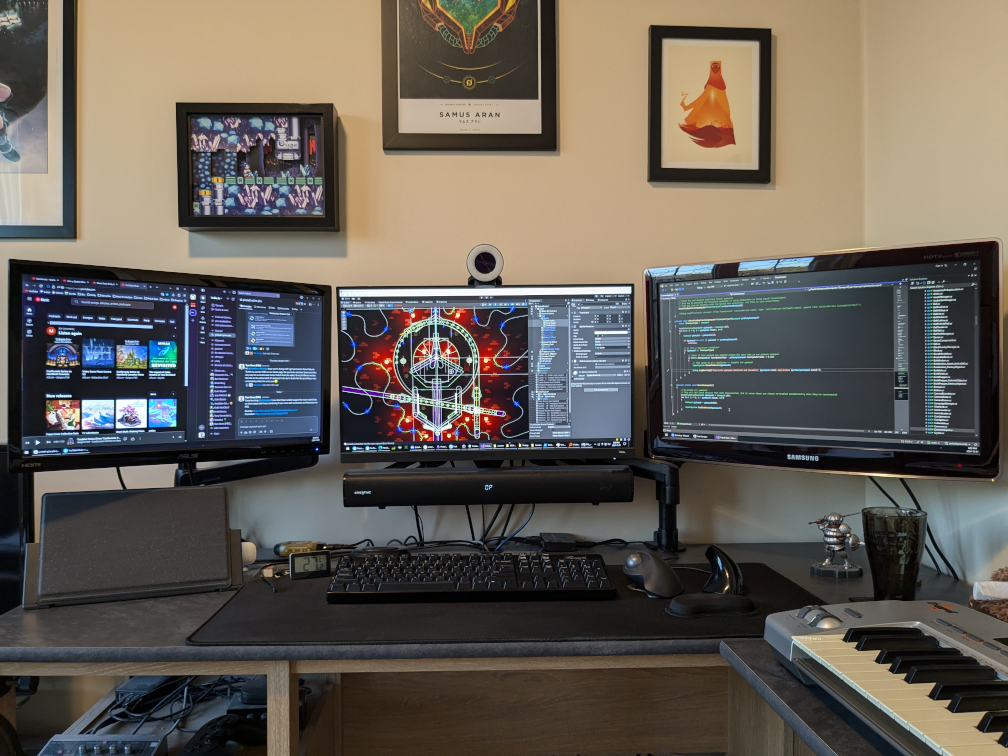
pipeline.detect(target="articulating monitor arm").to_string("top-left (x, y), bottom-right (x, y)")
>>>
top-left (626, 459), bottom-right (684, 553)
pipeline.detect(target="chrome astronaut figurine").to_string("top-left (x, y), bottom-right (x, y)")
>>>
top-left (809, 512), bottom-right (863, 578)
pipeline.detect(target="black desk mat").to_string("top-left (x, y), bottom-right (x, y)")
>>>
top-left (187, 563), bottom-right (820, 646)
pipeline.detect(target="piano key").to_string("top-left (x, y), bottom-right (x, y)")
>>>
top-left (906, 666), bottom-right (999, 685)
top-left (977, 711), bottom-right (1008, 733)
top-left (975, 713), bottom-right (1008, 737)
top-left (877, 646), bottom-right (963, 664)
top-left (891, 656), bottom-right (978, 674)
top-left (944, 743), bottom-right (1008, 755)
top-left (857, 635), bottom-right (940, 652)
top-left (931, 681), bottom-right (1008, 702)
top-left (844, 626), bottom-right (925, 643)
top-left (949, 694), bottom-right (1008, 714)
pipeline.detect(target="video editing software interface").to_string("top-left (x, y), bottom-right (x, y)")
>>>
top-left (19, 273), bottom-right (325, 461)
top-left (338, 286), bottom-right (633, 456)
top-left (657, 258), bottom-right (982, 455)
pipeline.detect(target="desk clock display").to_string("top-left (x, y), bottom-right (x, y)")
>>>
top-left (289, 550), bottom-right (331, 580)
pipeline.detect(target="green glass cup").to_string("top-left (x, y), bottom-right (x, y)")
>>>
top-left (861, 507), bottom-right (927, 601)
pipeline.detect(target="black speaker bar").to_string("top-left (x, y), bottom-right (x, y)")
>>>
top-left (343, 465), bottom-right (635, 508)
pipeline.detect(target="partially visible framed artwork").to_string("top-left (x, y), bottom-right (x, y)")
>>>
top-left (381, 0), bottom-right (557, 151)
top-left (176, 103), bottom-right (338, 231)
top-left (0, 0), bottom-right (77, 239)
top-left (648, 26), bottom-right (771, 183)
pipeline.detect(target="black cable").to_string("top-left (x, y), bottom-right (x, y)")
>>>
top-left (465, 505), bottom-right (475, 541)
top-left (411, 505), bottom-right (425, 546)
top-left (498, 504), bottom-right (515, 540)
top-left (481, 504), bottom-right (504, 541)
top-left (116, 467), bottom-right (127, 490)
top-left (870, 477), bottom-right (940, 575)
top-left (900, 478), bottom-right (959, 581)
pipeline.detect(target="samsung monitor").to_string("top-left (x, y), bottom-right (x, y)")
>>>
top-left (8, 260), bottom-right (331, 473)
top-left (337, 285), bottom-right (634, 462)
top-left (645, 240), bottom-right (1000, 479)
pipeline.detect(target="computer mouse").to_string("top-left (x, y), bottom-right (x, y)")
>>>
top-left (623, 552), bottom-right (684, 598)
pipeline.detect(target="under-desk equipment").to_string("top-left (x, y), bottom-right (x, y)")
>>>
top-left (766, 600), bottom-right (1008, 755)
top-left (327, 551), bottom-right (615, 603)
top-left (38, 734), bottom-right (166, 756)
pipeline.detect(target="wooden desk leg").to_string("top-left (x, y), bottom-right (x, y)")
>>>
top-left (0, 684), bottom-right (14, 729)
top-left (727, 669), bottom-right (795, 756)
top-left (267, 660), bottom-right (298, 756)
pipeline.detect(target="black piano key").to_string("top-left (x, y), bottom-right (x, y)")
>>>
top-left (1000, 730), bottom-right (1008, 747)
top-left (876, 646), bottom-right (962, 664)
top-left (889, 655), bottom-right (977, 674)
top-left (977, 710), bottom-right (1008, 733)
top-left (905, 665), bottom-right (998, 685)
top-left (856, 635), bottom-right (939, 652)
top-left (949, 692), bottom-right (1008, 714)
top-left (844, 626), bottom-right (924, 643)
top-left (930, 681), bottom-right (1008, 701)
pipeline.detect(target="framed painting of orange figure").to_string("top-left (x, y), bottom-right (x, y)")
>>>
top-left (648, 26), bottom-right (771, 183)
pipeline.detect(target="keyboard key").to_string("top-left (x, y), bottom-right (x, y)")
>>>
top-left (857, 635), bottom-right (939, 652)
top-left (891, 656), bottom-right (978, 674)
top-left (906, 666), bottom-right (998, 685)
top-left (844, 626), bottom-right (924, 643)
top-left (877, 647), bottom-right (963, 664)
top-left (930, 682), bottom-right (1008, 702)
top-left (949, 694), bottom-right (1008, 714)
top-left (976, 711), bottom-right (1008, 734)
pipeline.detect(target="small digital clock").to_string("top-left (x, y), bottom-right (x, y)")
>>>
top-left (289, 550), bottom-right (331, 580)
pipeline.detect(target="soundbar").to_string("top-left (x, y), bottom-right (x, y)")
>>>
top-left (342, 465), bottom-right (635, 508)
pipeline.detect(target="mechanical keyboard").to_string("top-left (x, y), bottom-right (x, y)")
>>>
top-left (326, 551), bottom-right (616, 603)
top-left (765, 600), bottom-right (1008, 755)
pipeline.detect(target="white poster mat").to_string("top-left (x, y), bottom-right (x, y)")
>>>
top-left (0, 0), bottom-right (65, 227)
top-left (397, 0), bottom-right (543, 135)
top-left (661, 38), bottom-right (759, 171)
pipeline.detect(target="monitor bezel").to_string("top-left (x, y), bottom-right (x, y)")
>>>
top-left (8, 259), bottom-right (332, 473)
top-left (336, 284), bottom-right (636, 463)
top-left (644, 240), bottom-right (1001, 480)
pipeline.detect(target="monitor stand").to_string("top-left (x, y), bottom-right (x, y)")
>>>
top-left (626, 459), bottom-right (685, 554)
top-left (174, 454), bottom-right (319, 487)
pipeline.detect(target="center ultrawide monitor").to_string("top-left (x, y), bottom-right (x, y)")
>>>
top-left (8, 260), bottom-right (331, 472)
top-left (337, 285), bottom-right (634, 462)
top-left (644, 240), bottom-right (1001, 479)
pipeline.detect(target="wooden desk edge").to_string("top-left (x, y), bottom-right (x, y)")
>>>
top-left (0, 653), bottom-right (729, 677)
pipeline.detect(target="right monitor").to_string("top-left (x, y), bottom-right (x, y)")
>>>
top-left (645, 240), bottom-right (1001, 479)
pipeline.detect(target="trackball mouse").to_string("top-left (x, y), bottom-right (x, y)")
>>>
top-left (623, 552), bottom-right (684, 598)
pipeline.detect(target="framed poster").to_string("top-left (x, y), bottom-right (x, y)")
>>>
top-left (175, 103), bottom-right (338, 231)
top-left (0, 0), bottom-right (76, 238)
top-left (382, 0), bottom-right (557, 151)
top-left (648, 26), bottom-right (771, 183)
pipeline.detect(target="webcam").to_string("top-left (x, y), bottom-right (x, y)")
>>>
top-left (467, 244), bottom-right (503, 286)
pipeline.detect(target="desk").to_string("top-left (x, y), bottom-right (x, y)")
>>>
top-left (0, 543), bottom-right (968, 756)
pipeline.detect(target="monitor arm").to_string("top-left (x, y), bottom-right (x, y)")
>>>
top-left (174, 454), bottom-right (319, 487)
top-left (626, 459), bottom-right (685, 553)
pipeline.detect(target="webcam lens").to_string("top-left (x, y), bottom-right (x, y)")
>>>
top-left (474, 252), bottom-right (497, 274)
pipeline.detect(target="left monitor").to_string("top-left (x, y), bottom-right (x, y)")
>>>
top-left (8, 260), bottom-right (331, 473)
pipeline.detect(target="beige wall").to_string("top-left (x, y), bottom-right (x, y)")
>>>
top-left (8, 0), bottom-right (868, 560)
top-left (862, 0), bottom-right (1008, 583)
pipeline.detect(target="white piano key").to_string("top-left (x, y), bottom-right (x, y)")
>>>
top-left (940, 739), bottom-right (1007, 755)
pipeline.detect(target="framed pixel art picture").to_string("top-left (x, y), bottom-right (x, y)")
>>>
top-left (381, 0), bottom-right (557, 151)
top-left (648, 26), bottom-right (771, 183)
top-left (0, 0), bottom-right (77, 239)
top-left (176, 103), bottom-right (338, 231)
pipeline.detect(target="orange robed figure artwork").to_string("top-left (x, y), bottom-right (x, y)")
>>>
top-left (679, 61), bottom-right (735, 148)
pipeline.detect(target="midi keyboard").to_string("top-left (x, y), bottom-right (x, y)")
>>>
top-left (766, 600), bottom-right (1008, 755)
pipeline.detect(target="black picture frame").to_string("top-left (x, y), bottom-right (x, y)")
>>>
top-left (0, 0), bottom-right (77, 239)
top-left (176, 103), bottom-right (339, 231)
top-left (381, 0), bottom-right (557, 151)
top-left (648, 26), bottom-right (771, 183)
